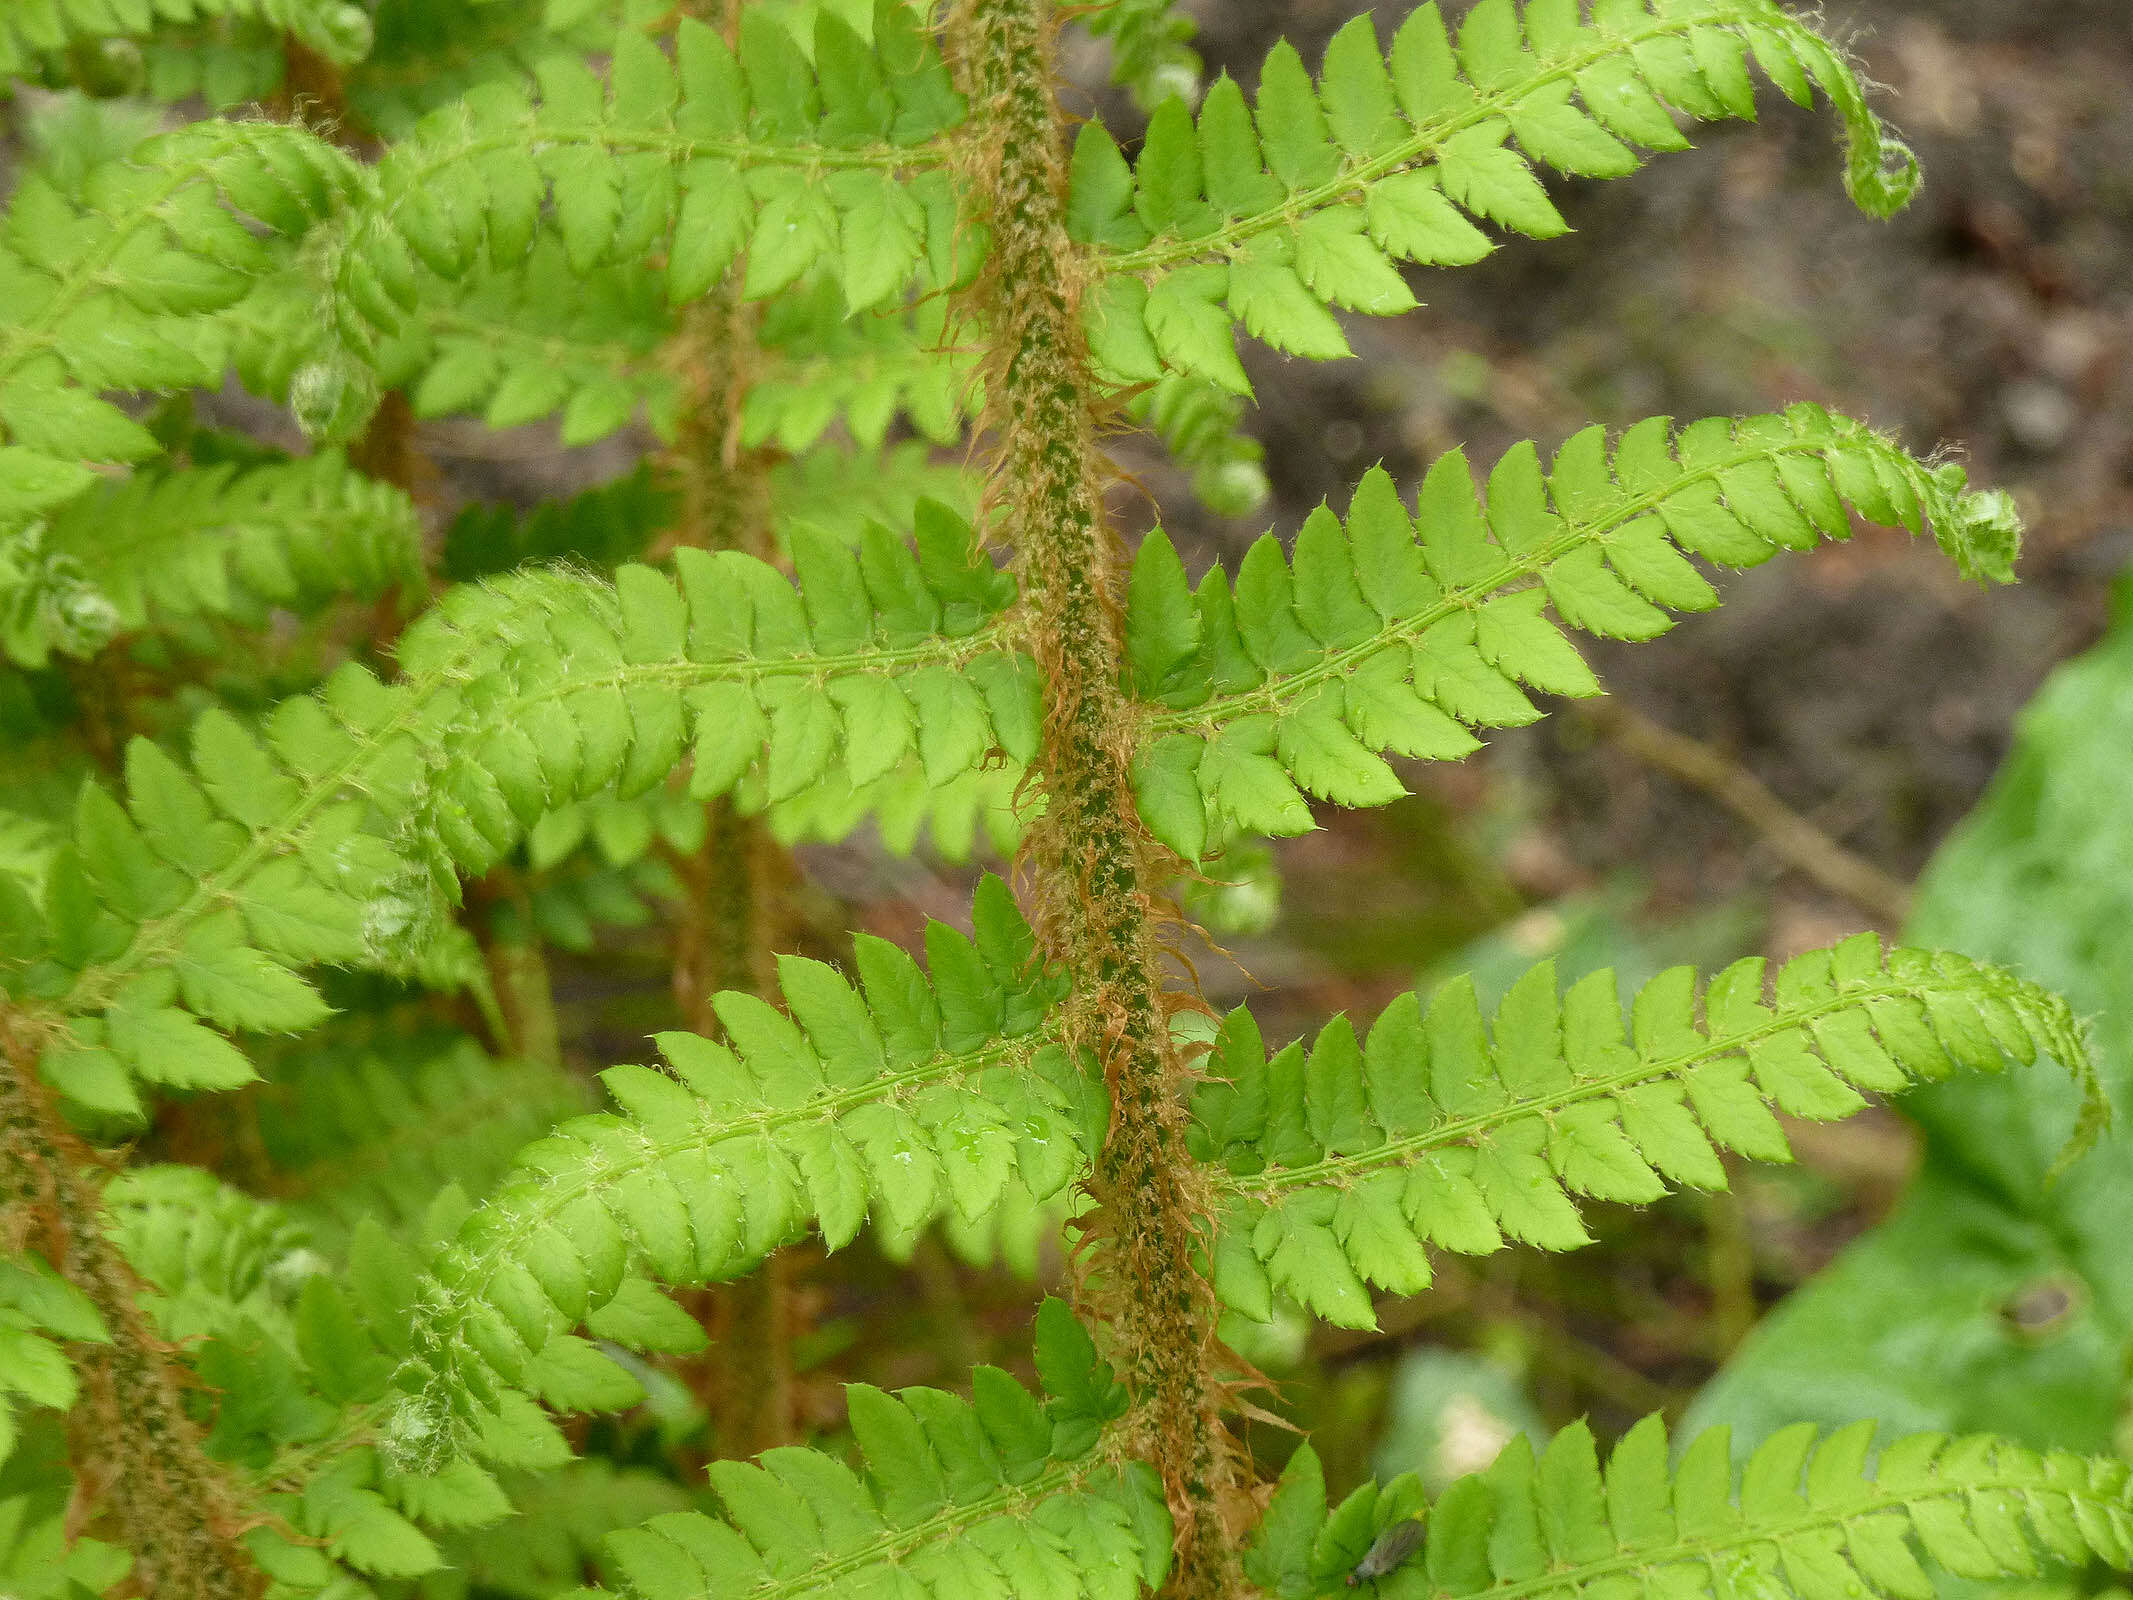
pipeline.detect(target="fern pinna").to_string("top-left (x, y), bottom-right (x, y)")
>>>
top-left (0, 2), bottom-right (2110, 1600)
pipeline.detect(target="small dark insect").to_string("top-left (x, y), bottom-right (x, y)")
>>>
top-left (1347, 1518), bottom-right (1426, 1587)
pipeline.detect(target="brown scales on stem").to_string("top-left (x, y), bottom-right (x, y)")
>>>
top-left (0, 1011), bottom-right (263, 1600)
top-left (949, 2), bottom-right (1246, 1592)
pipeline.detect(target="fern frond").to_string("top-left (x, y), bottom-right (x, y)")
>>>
top-left (1194, 934), bottom-right (2088, 1328)
top-left (387, 249), bottom-right (974, 455)
top-left (392, 878), bottom-right (1087, 1459)
top-left (104, 1166), bottom-right (321, 1349)
top-left (351, 245), bottom-right (973, 461)
top-left (1075, 0), bottom-right (1916, 387)
top-left (0, 119), bottom-right (357, 529)
top-left (0, 120), bottom-right (358, 584)
top-left (18, 503), bottom-right (1027, 1105)
top-left (580, 1306), bottom-right (1167, 1600)
top-left (102, 1167), bottom-right (551, 1585)
top-left (2, 453), bottom-right (422, 669)
top-left (396, 240), bottom-right (680, 446)
top-left (1250, 1414), bottom-right (2133, 1599)
top-left (1124, 408), bottom-right (2023, 858)
top-left (323, 16), bottom-right (966, 363)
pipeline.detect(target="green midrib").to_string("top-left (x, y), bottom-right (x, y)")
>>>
top-left (57, 603), bottom-right (1020, 1015)
top-left (421, 1027), bottom-right (1063, 1328)
top-left (1147, 429), bottom-right (1920, 737)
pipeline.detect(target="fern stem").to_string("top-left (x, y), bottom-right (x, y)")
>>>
top-left (0, 1016), bottom-right (263, 1600)
top-left (661, 211), bottom-right (801, 1454)
top-left (952, 2), bottom-right (1238, 1589)
top-left (480, 875), bottom-right (563, 1069)
top-left (275, 30), bottom-right (356, 144)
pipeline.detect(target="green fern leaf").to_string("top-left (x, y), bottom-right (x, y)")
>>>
top-left (15, 500), bottom-right (1026, 1098)
top-left (1198, 934), bottom-right (2090, 1327)
top-left (0, 121), bottom-right (358, 530)
top-left (1128, 409), bottom-right (2022, 856)
top-left (1083, 0), bottom-right (1920, 382)
top-left (584, 1341), bottom-right (1164, 1600)
top-left (387, 882), bottom-right (1083, 1462)
top-left (321, 16), bottom-right (964, 364)
top-left (1, 452), bottom-right (422, 669)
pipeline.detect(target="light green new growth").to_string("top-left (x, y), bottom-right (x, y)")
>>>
top-left (2, 452), bottom-right (422, 667)
top-left (316, 14), bottom-right (966, 370)
top-left (390, 879), bottom-right (1085, 1457)
top-left (574, 1301), bottom-right (1168, 1600)
top-left (0, 121), bottom-right (358, 496)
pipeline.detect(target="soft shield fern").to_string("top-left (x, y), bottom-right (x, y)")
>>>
top-left (0, 3), bottom-right (2115, 1600)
